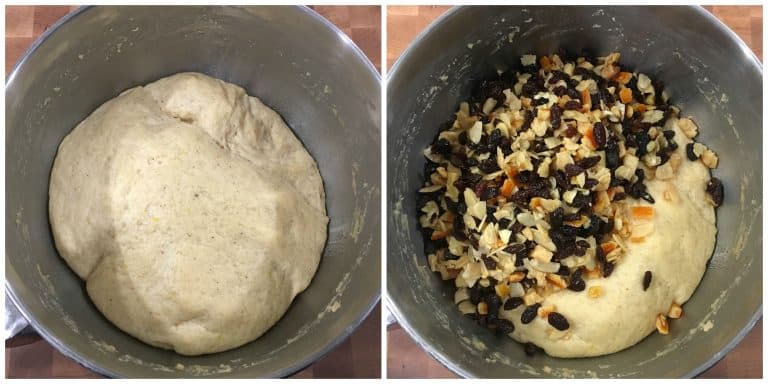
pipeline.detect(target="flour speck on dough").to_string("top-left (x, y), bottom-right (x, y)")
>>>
top-left (49, 73), bottom-right (328, 355)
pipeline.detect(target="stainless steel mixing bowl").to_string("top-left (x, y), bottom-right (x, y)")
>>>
top-left (387, 6), bottom-right (761, 378)
top-left (6, 6), bottom-right (380, 378)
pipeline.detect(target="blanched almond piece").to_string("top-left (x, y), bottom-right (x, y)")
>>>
top-left (509, 271), bottom-right (526, 283)
top-left (538, 304), bottom-right (556, 318)
top-left (530, 244), bottom-right (554, 263)
top-left (477, 301), bottom-right (489, 315)
top-left (546, 274), bottom-right (568, 289)
top-left (454, 287), bottom-right (470, 304)
top-left (656, 314), bottom-right (669, 335)
top-left (668, 303), bottom-right (683, 319)
top-left (701, 149), bottom-right (719, 169)
top-left (678, 117), bottom-right (698, 139)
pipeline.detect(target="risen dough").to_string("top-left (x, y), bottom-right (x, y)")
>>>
top-left (501, 119), bottom-right (716, 357)
top-left (49, 73), bottom-right (328, 355)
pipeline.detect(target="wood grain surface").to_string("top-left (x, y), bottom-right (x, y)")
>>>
top-left (386, 5), bottom-right (763, 379)
top-left (4, 5), bottom-right (381, 379)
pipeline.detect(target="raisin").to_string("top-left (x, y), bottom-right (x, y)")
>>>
top-left (488, 128), bottom-right (502, 146)
top-left (504, 297), bottom-right (524, 310)
top-left (482, 257), bottom-right (497, 270)
top-left (496, 318), bottom-right (515, 334)
top-left (548, 70), bottom-right (570, 85)
top-left (663, 129), bottom-right (676, 140)
top-left (592, 122), bottom-right (607, 149)
top-left (521, 304), bottom-right (541, 324)
top-left (602, 261), bottom-right (615, 277)
top-left (564, 100), bottom-right (582, 110)
top-left (458, 131), bottom-right (468, 145)
top-left (431, 138), bottom-right (452, 156)
top-left (549, 207), bottom-right (564, 229)
top-left (470, 284), bottom-right (482, 305)
top-left (667, 139), bottom-right (679, 151)
top-left (553, 85), bottom-right (568, 96)
top-left (643, 270), bottom-right (652, 291)
top-left (478, 79), bottom-right (507, 105)
top-left (479, 158), bottom-right (500, 174)
top-left (576, 156), bottom-right (601, 169)
top-left (613, 192), bottom-right (627, 201)
top-left (547, 312), bottom-right (570, 330)
top-left (604, 137), bottom-right (620, 170)
top-left (634, 131), bottom-right (651, 156)
top-left (564, 163), bottom-right (584, 178)
top-left (557, 264), bottom-right (570, 276)
top-left (583, 178), bottom-right (598, 189)
top-left (550, 105), bottom-right (563, 129)
top-left (480, 185), bottom-right (500, 200)
top-left (524, 342), bottom-right (543, 356)
top-left (569, 268), bottom-right (586, 291)
top-left (504, 243), bottom-right (526, 254)
top-left (706, 177), bottom-right (724, 207)
top-left (686, 142), bottom-right (698, 160)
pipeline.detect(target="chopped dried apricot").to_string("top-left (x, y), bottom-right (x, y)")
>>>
top-left (630, 206), bottom-right (655, 219)
top-left (501, 178), bottom-right (515, 198)
top-left (619, 87), bottom-right (633, 103)
top-left (614, 71), bottom-right (633, 84)
top-left (539, 56), bottom-right (552, 71)
top-left (430, 230), bottom-right (448, 240)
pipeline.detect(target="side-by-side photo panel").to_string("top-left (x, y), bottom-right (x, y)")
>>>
top-left (386, 5), bottom-right (762, 378)
top-left (6, 5), bottom-right (381, 378)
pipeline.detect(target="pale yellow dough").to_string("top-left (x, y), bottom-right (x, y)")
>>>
top-left (49, 73), bottom-right (328, 355)
top-left (500, 119), bottom-right (716, 357)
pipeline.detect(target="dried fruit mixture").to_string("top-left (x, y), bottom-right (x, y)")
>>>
top-left (417, 52), bottom-right (723, 356)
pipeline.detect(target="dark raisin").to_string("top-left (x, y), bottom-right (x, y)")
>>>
top-left (479, 158), bottom-right (500, 174)
top-left (554, 170), bottom-right (570, 190)
top-left (469, 284), bottom-right (482, 305)
top-left (431, 138), bottom-right (452, 156)
top-left (547, 312), bottom-right (570, 330)
top-left (592, 122), bottom-right (607, 149)
top-left (663, 129), bottom-right (676, 140)
top-left (583, 178), bottom-right (598, 189)
top-left (686, 143), bottom-right (698, 161)
top-left (643, 270), bottom-right (652, 291)
top-left (521, 82), bottom-right (538, 97)
top-left (602, 261), bottom-right (615, 277)
top-left (568, 268), bottom-right (586, 291)
top-left (488, 128), bottom-right (502, 146)
top-left (504, 297), bottom-right (524, 310)
top-left (706, 177), bottom-right (724, 207)
top-left (482, 256), bottom-right (497, 270)
top-left (557, 264), bottom-right (570, 276)
top-left (564, 100), bottom-right (582, 110)
top-left (524, 342), bottom-right (543, 356)
top-left (504, 243), bottom-right (526, 254)
top-left (634, 131), bottom-right (651, 156)
top-left (564, 163), bottom-right (584, 178)
top-left (478, 79), bottom-right (507, 105)
top-left (549, 207), bottom-right (564, 229)
top-left (570, 193), bottom-right (592, 209)
top-left (480, 185), bottom-right (500, 200)
top-left (553, 85), bottom-right (568, 96)
top-left (576, 156), bottom-right (601, 169)
top-left (521, 304), bottom-right (541, 324)
top-left (458, 131), bottom-right (468, 145)
top-left (563, 124), bottom-right (578, 138)
top-left (548, 70), bottom-right (570, 85)
top-left (613, 192), bottom-right (627, 201)
top-left (566, 87), bottom-right (581, 100)
top-left (604, 137), bottom-right (620, 169)
top-left (550, 105), bottom-right (563, 129)
top-left (498, 218), bottom-right (512, 229)
top-left (667, 139), bottom-right (678, 151)
top-left (521, 109), bottom-right (534, 130)
top-left (496, 318), bottom-right (515, 334)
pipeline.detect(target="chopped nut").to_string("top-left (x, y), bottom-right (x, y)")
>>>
top-left (538, 304), bottom-right (556, 318)
top-left (678, 117), bottom-right (698, 138)
top-left (700, 149), bottom-right (719, 169)
top-left (668, 302), bottom-right (683, 319)
top-left (546, 274), bottom-right (568, 289)
top-left (523, 289), bottom-right (544, 306)
top-left (530, 244), bottom-right (554, 263)
top-left (477, 301), bottom-right (489, 315)
top-left (656, 314), bottom-right (669, 335)
top-left (587, 285), bottom-right (603, 298)
top-left (509, 271), bottom-right (526, 283)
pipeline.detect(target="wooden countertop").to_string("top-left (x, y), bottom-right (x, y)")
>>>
top-left (5, 5), bottom-right (381, 379)
top-left (386, 5), bottom-right (763, 379)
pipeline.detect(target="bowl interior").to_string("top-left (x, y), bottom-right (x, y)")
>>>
top-left (387, 6), bottom-right (761, 378)
top-left (6, 6), bottom-right (380, 378)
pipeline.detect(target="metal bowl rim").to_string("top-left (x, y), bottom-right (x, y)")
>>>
top-left (386, 4), bottom-right (762, 378)
top-left (6, 4), bottom-right (381, 378)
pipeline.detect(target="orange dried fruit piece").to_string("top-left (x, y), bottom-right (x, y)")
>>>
top-left (539, 56), bottom-right (552, 70)
top-left (581, 89), bottom-right (592, 111)
top-left (430, 230), bottom-right (448, 240)
top-left (635, 103), bottom-right (647, 113)
top-left (501, 178), bottom-right (515, 198)
top-left (619, 87), bottom-right (633, 103)
top-left (614, 71), bottom-right (633, 84)
top-left (630, 206), bottom-right (655, 219)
